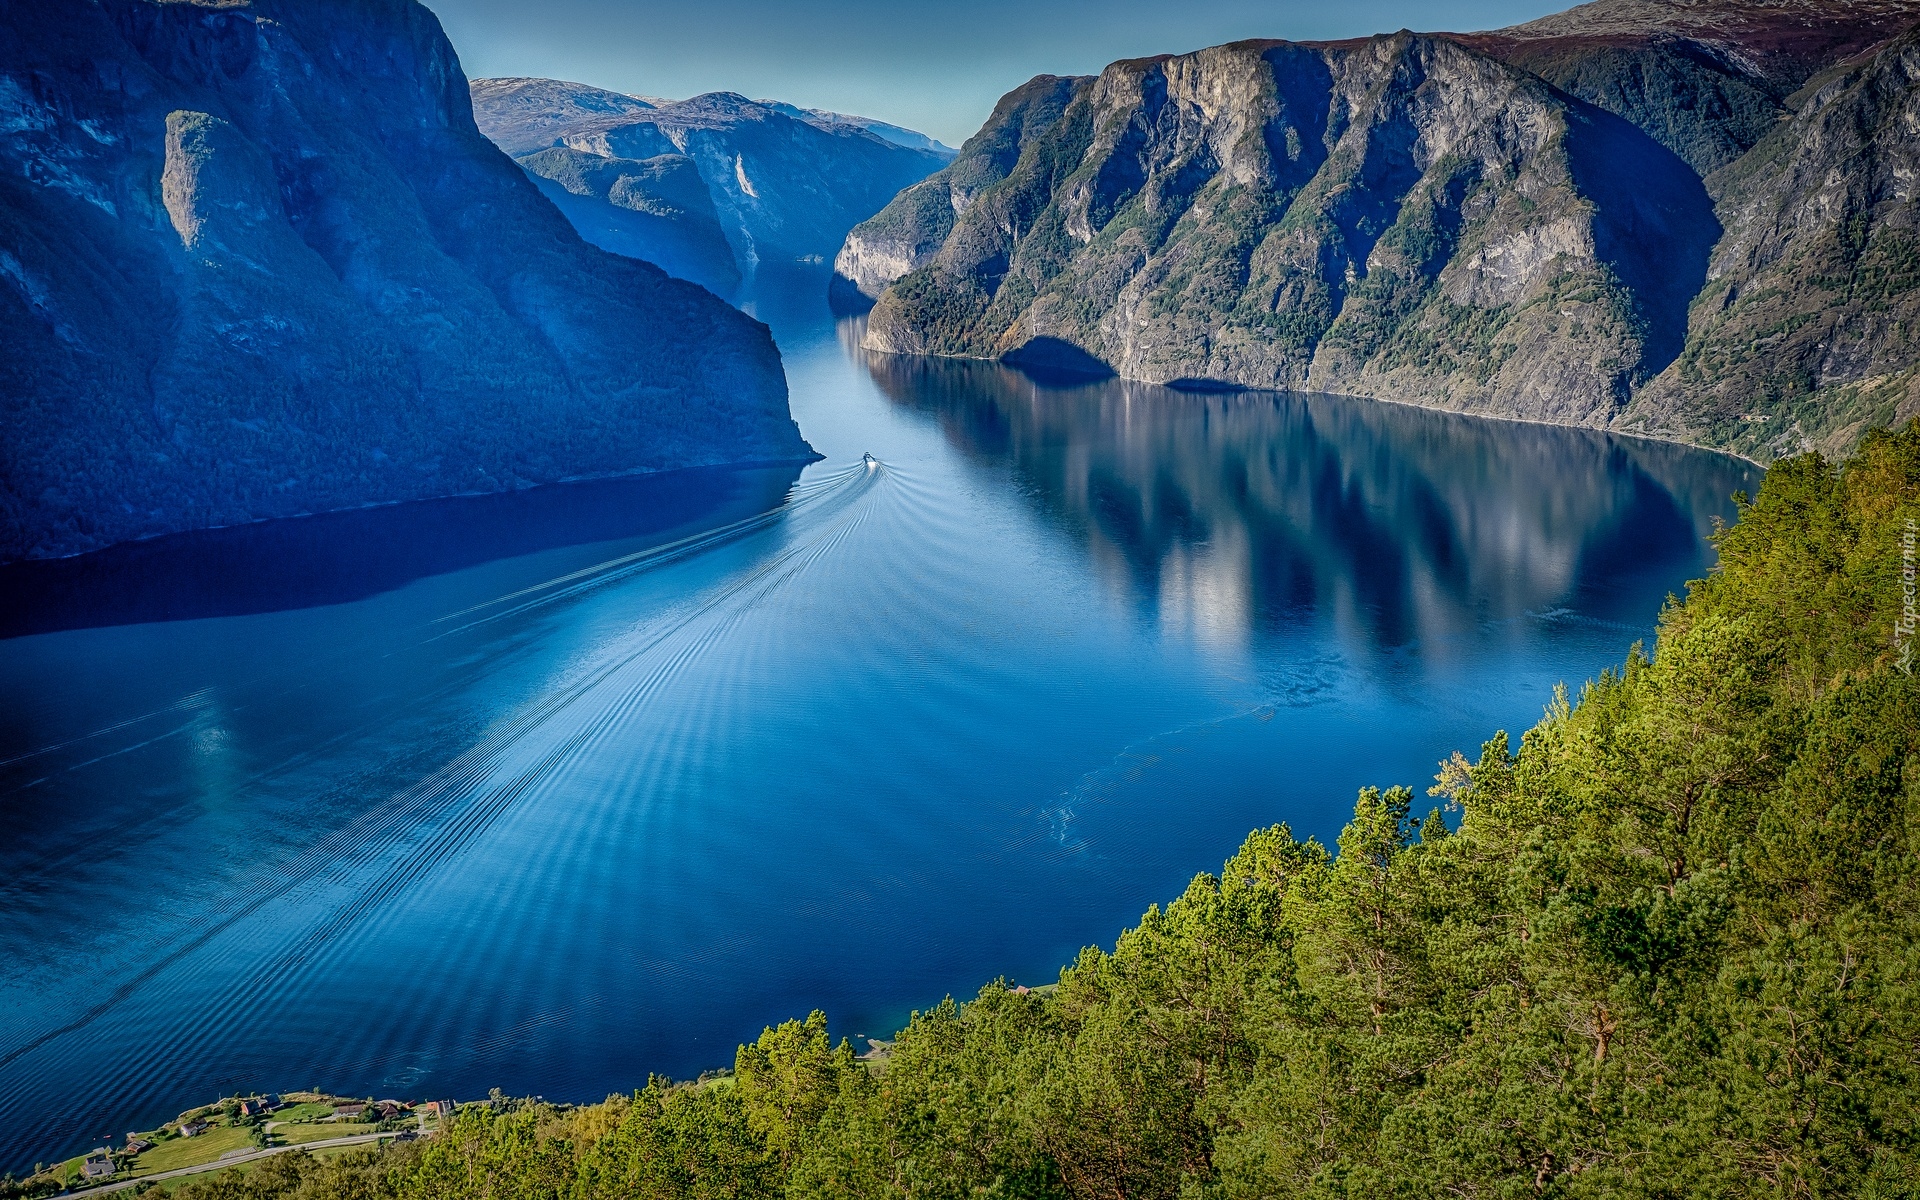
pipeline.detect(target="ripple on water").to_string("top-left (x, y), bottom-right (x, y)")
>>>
top-left (0, 293), bottom-right (1758, 1171)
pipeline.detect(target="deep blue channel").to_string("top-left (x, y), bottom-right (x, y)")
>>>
top-left (0, 279), bottom-right (1760, 1170)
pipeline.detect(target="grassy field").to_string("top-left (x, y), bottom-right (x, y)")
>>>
top-left (52, 1154), bottom-right (92, 1189)
top-left (144, 1136), bottom-right (396, 1192)
top-left (24, 1099), bottom-right (372, 1192)
top-left (146, 1156), bottom-right (261, 1194)
top-left (144, 1128), bottom-right (399, 1190)
top-left (132, 1123), bottom-right (256, 1175)
top-left (23, 1096), bottom-right (403, 1193)
top-left (275, 1122), bottom-right (378, 1146)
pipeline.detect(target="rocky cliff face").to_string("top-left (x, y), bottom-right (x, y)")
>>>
top-left (471, 79), bottom-right (951, 290)
top-left (843, 1), bottom-right (1920, 457)
top-left (1627, 24), bottom-right (1920, 456)
top-left (830, 75), bottom-right (1081, 310)
top-left (1452, 0), bottom-right (1920, 176)
top-left (847, 35), bottom-right (1712, 428)
top-left (515, 145), bottom-right (742, 295)
top-left (0, 0), bottom-right (807, 562)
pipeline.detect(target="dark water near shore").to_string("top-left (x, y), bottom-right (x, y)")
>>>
top-left (0, 282), bottom-right (1757, 1169)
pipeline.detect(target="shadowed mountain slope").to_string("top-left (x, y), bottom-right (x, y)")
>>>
top-left (0, 0), bottom-right (807, 562)
top-left (1626, 23), bottom-right (1920, 456)
top-left (1454, 0), bottom-right (1920, 173)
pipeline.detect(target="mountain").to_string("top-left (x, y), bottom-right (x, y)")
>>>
top-left (839, 0), bottom-right (1920, 458)
top-left (456, 76), bottom-right (669, 157)
top-left (1455, 0), bottom-right (1920, 172)
top-left (0, 0), bottom-right (808, 563)
top-left (842, 36), bottom-right (1715, 428)
top-left (757, 101), bottom-right (958, 157)
top-left (470, 79), bottom-right (952, 292)
top-left (1625, 23), bottom-right (1920, 456)
top-left (514, 145), bottom-right (744, 296)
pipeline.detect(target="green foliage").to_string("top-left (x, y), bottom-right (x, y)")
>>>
top-left (733, 1012), bottom-right (863, 1171)
top-left (875, 270), bottom-right (998, 357)
top-left (1502, 42), bottom-right (1783, 174)
top-left (149, 424), bottom-right (1920, 1198)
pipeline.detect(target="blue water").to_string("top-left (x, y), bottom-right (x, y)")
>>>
top-left (0, 281), bottom-right (1758, 1169)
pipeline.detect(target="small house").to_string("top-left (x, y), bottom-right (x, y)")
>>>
top-left (375, 1100), bottom-right (409, 1119)
top-left (238, 1099), bottom-right (263, 1117)
top-left (424, 1099), bottom-right (454, 1118)
top-left (333, 1102), bottom-right (368, 1119)
top-left (180, 1119), bottom-right (210, 1138)
top-left (125, 1138), bottom-right (153, 1155)
top-left (81, 1151), bottom-right (114, 1179)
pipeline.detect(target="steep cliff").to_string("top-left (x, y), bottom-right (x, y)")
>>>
top-left (1456, 0), bottom-right (1920, 172)
top-left (843, 2), bottom-right (1920, 456)
top-left (515, 146), bottom-right (741, 295)
top-left (0, 0), bottom-right (807, 562)
top-left (830, 75), bottom-right (1082, 311)
top-left (1627, 24), bottom-right (1920, 456)
top-left (847, 35), bottom-right (1713, 427)
top-left (471, 79), bottom-right (951, 288)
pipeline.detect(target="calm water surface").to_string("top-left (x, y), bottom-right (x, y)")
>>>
top-left (0, 281), bottom-right (1758, 1168)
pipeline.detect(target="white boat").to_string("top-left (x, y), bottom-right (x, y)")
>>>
top-left (863, 452), bottom-right (879, 470)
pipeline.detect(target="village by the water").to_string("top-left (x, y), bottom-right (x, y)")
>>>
top-left (22, 1093), bottom-right (457, 1195)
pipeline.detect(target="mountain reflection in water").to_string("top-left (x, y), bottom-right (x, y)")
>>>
top-left (0, 465), bottom-right (807, 640)
top-left (856, 341), bottom-right (1750, 664)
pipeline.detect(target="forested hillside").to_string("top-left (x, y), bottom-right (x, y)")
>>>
top-left (124, 421), bottom-right (1920, 1198)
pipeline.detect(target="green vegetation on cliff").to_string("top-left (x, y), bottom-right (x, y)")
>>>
top-left (1627, 26), bottom-right (1920, 459)
top-left (133, 423), bottom-right (1920, 1197)
top-left (851, 34), bottom-right (1714, 428)
top-left (841, 3), bottom-right (1920, 462)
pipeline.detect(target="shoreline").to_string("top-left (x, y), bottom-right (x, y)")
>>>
top-left (847, 339), bottom-right (1770, 469)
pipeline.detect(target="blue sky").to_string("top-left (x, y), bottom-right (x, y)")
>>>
top-left (426, 0), bottom-right (1572, 147)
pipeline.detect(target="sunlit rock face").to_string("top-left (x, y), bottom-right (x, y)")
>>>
top-left (471, 78), bottom-right (952, 293)
top-left (840, 0), bottom-right (1920, 456)
top-left (845, 35), bottom-right (1715, 429)
top-left (0, 0), bottom-right (807, 562)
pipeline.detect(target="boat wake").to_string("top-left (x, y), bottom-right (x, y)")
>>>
top-left (0, 459), bottom-right (889, 1141)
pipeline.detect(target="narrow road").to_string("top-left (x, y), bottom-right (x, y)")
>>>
top-left (77, 1130), bottom-right (408, 1195)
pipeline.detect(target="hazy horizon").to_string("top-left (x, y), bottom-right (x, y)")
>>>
top-left (426, 0), bottom-right (1569, 147)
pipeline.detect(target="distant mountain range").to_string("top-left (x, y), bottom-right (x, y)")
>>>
top-left (837, 0), bottom-right (1920, 460)
top-left (471, 78), bottom-right (954, 296)
top-left (0, 0), bottom-right (809, 563)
